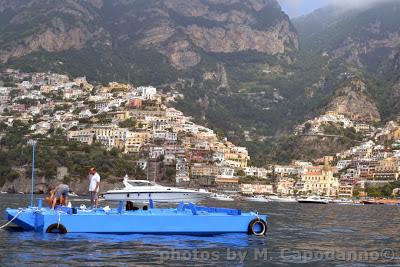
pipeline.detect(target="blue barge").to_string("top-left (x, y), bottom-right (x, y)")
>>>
top-left (4, 201), bottom-right (268, 235)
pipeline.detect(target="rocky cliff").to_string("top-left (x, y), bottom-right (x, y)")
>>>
top-left (0, 0), bottom-right (298, 71)
top-left (0, 0), bottom-right (98, 63)
top-left (326, 80), bottom-right (381, 123)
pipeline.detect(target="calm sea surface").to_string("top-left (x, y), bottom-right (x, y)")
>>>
top-left (0, 194), bottom-right (399, 266)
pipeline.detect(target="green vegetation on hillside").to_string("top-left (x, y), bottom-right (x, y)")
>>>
top-left (322, 123), bottom-right (363, 141)
top-left (0, 121), bottom-right (141, 187)
top-left (366, 181), bottom-right (400, 198)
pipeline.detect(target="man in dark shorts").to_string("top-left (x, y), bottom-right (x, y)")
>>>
top-left (88, 167), bottom-right (100, 209)
top-left (51, 184), bottom-right (69, 209)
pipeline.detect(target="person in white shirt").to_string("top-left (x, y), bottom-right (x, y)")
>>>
top-left (88, 167), bottom-right (100, 208)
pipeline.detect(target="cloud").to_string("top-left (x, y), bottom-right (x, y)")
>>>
top-left (278, 0), bottom-right (399, 17)
top-left (281, 0), bottom-right (398, 9)
top-left (328, 0), bottom-right (398, 8)
top-left (278, 0), bottom-right (330, 17)
top-left (278, 0), bottom-right (304, 6)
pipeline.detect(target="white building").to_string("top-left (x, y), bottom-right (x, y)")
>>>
top-left (28, 106), bottom-right (41, 115)
top-left (149, 146), bottom-right (165, 159)
top-left (176, 158), bottom-right (190, 183)
top-left (137, 159), bottom-right (147, 170)
top-left (243, 167), bottom-right (269, 179)
top-left (20, 81), bottom-right (33, 89)
top-left (213, 151), bottom-right (225, 163)
top-left (240, 184), bottom-right (274, 195)
top-left (0, 87), bottom-right (10, 94)
top-left (274, 165), bottom-right (298, 176)
top-left (153, 131), bottom-right (177, 142)
top-left (94, 101), bottom-right (110, 111)
top-left (67, 130), bottom-right (94, 145)
top-left (30, 121), bottom-right (51, 134)
top-left (0, 94), bottom-right (10, 103)
top-left (79, 109), bottom-right (93, 119)
top-left (166, 108), bottom-right (185, 122)
top-left (336, 160), bottom-right (352, 171)
top-left (137, 86), bottom-right (157, 100)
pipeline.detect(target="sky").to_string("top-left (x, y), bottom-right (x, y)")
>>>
top-left (278, 0), bottom-right (331, 18)
top-left (277, 0), bottom-right (398, 18)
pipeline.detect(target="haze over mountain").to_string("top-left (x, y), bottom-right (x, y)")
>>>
top-left (294, 0), bottom-right (400, 118)
top-left (1, 0), bottom-right (400, 163)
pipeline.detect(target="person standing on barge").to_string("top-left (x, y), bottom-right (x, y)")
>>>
top-left (88, 167), bottom-right (101, 209)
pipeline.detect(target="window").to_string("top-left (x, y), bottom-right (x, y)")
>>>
top-left (128, 181), bottom-right (154, 187)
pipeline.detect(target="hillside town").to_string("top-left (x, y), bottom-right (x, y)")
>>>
top-left (294, 111), bottom-right (374, 136)
top-left (288, 110), bottom-right (400, 198)
top-left (0, 69), bottom-right (399, 198)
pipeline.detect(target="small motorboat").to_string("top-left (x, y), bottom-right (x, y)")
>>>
top-left (361, 199), bottom-right (400, 205)
top-left (0, 191), bottom-right (7, 194)
top-left (266, 195), bottom-right (297, 203)
top-left (210, 193), bottom-right (234, 201)
top-left (330, 198), bottom-right (354, 205)
top-left (104, 176), bottom-right (210, 203)
top-left (3, 199), bottom-right (268, 236)
top-left (69, 192), bottom-right (79, 197)
top-left (297, 196), bottom-right (329, 204)
top-left (242, 195), bottom-right (270, 202)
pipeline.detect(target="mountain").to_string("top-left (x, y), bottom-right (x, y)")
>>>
top-left (0, 0), bottom-right (308, 142)
top-left (294, 1), bottom-right (400, 123)
top-left (0, 0), bottom-right (297, 81)
top-left (246, 0), bottom-right (400, 163)
top-left (294, 1), bottom-right (400, 72)
top-left (2, 0), bottom-right (400, 164)
top-left (293, 5), bottom-right (354, 46)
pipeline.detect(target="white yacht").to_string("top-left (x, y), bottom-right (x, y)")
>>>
top-left (104, 176), bottom-right (210, 203)
top-left (297, 195), bottom-right (329, 204)
top-left (210, 193), bottom-right (234, 201)
top-left (242, 195), bottom-right (270, 202)
top-left (267, 195), bottom-right (297, 203)
top-left (330, 198), bottom-right (354, 205)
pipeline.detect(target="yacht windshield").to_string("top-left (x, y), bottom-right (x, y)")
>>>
top-left (128, 181), bottom-right (154, 187)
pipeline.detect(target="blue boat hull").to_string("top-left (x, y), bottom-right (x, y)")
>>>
top-left (4, 204), bottom-right (268, 235)
top-left (6, 208), bottom-right (36, 231)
